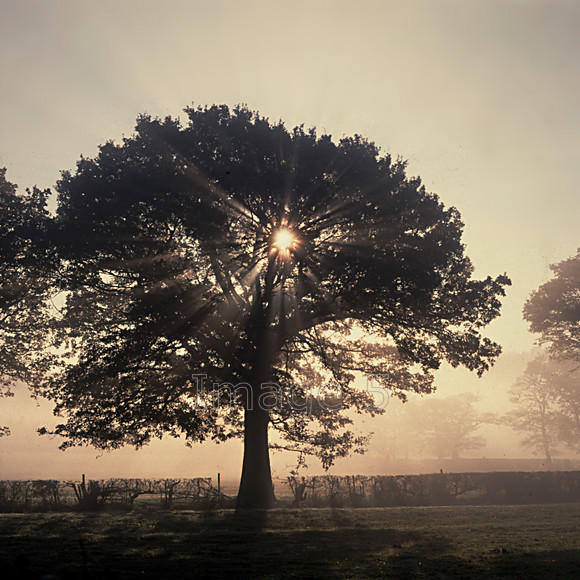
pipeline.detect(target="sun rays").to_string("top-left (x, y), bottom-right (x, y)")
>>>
top-left (272, 228), bottom-right (296, 253)
top-left (105, 116), bottom-right (404, 363)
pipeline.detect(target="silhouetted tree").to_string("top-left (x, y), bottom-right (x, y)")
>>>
top-left (524, 250), bottom-right (580, 361)
top-left (35, 105), bottom-right (510, 508)
top-left (521, 252), bottom-right (580, 461)
top-left (504, 354), bottom-right (580, 467)
top-left (0, 169), bottom-right (51, 433)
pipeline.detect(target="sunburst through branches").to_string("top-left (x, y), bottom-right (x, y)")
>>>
top-left (36, 105), bottom-right (510, 509)
top-left (272, 228), bottom-right (296, 254)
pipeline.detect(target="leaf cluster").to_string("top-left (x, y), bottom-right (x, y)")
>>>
top-left (3, 105), bottom-right (511, 466)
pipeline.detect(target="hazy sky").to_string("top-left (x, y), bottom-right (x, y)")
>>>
top-left (1, 0), bottom-right (579, 477)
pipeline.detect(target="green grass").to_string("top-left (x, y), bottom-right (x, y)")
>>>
top-left (0, 504), bottom-right (579, 578)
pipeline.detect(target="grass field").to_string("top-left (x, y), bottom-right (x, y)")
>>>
top-left (1, 504), bottom-right (579, 578)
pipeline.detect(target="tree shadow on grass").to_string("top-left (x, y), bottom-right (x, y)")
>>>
top-left (0, 511), bottom-right (449, 579)
top-left (1, 510), bottom-right (580, 579)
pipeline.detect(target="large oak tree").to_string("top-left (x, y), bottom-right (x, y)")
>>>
top-left (35, 105), bottom-right (510, 508)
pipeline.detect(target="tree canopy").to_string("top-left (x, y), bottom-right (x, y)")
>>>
top-left (0, 169), bottom-right (51, 413)
top-left (30, 105), bottom-right (510, 507)
top-left (524, 250), bottom-right (580, 361)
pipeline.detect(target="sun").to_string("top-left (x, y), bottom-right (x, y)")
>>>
top-left (272, 228), bottom-right (296, 252)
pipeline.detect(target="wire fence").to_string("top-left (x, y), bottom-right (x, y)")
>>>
top-left (286, 471), bottom-right (580, 507)
top-left (0, 476), bottom-right (230, 512)
top-left (1, 471), bottom-right (579, 512)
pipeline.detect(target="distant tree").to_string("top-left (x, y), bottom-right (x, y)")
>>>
top-left (35, 105), bottom-right (510, 508)
top-left (404, 393), bottom-right (489, 460)
top-left (524, 250), bottom-right (580, 361)
top-left (0, 168), bottom-right (52, 433)
top-left (521, 253), bottom-right (579, 462)
top-left (552, 358), bottom-right (580, 447)
top-left (504, 355), bottom-right (580, 467)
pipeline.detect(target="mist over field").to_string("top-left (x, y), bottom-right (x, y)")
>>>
top-left (3, 349), bottom-right (577, 484)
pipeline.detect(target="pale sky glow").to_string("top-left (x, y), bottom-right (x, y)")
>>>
top-left (1, 0), bottom-right (579, 477)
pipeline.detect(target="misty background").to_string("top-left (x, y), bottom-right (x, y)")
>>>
top-left (3, 349), bottom-right (578, 482)
top-left (1, 0), bottom-right (579, 482)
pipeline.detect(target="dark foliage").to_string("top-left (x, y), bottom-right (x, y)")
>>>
top-left (524, 250), bottom-right (580, 361)
top-left (30, 105), bottom-right (510, 507)
top-left (0, 169), bottom-right (52, 396)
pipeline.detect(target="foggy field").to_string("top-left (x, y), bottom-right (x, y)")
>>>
top-left (1, 504), bottom-right (579, 579)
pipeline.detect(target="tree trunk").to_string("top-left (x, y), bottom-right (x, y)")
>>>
top-left (235, 256), bottom-right (279, 510)
top-left (236, 406), bottom-right (276, 509)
